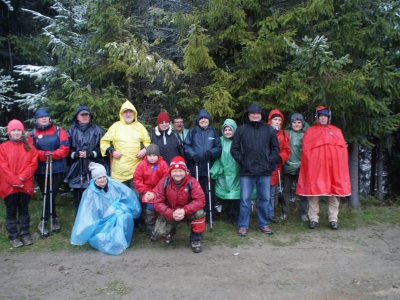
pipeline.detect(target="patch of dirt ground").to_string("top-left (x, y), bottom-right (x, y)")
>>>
top-left (1, 225), bottom-right (400, 300)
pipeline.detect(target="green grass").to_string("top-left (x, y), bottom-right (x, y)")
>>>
top-left (1, 193), bottom-right (400, 253)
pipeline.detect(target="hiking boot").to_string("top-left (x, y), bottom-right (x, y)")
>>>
top-left (280, 214), bottom-right (288, 221)
top-left (268, 216), bottom-right (278, 223)
top-left (51, 218), bottom-right (60, 233)
top-left (300, 214), bottom-right (309, 222)
top-left (329, 221), bottom-right (338, 230)
top-left (162, 233), bottom-right (175, 244)
top-left (191, 241), bottom-right (202, 253)
top-left (148, 232), bottom-right (157, 242)
top-left (259, 226), bottom-right (274, 234)
top-left (21, 235), bottom-right (33, 246)
top-left (10, 238), bottom-right (23, 248)
top-left (38, 220), bottom-right (49, 237)
top-left (238, 228), bottom-right (248, 237)
top-left (309, 221), bottom-right (318, 229)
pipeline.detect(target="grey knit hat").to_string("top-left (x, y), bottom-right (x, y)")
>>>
top-left (89, 162), bottom-right (107, 180)
top-left (146, 144), bottom-right (160, 156)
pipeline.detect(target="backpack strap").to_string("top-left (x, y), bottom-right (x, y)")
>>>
top-left (163, 176), bottom-right (192, 203)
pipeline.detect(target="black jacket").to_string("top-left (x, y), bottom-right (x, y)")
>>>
top-left (150, 126), bottom-right (184, 165)
top-left (230, 104), bottom-right (280, 176)
top-left (64, 105), bottom-right (105, 188)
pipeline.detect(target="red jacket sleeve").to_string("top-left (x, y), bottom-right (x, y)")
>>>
top-left (279, 131), bottom-right (291, 165)
top-left (183, 178), bottom-right (205, 215)
top-left (18, 146), bottom-right (38, 181)
top-left (50, 127), bottom-right (70, 160)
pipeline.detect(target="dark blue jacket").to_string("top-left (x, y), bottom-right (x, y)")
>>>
top-left (184, 109), bottom-right (222, 177)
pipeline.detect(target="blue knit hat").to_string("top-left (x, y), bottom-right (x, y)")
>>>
top-left (34, 108), bottom-right (50, 119)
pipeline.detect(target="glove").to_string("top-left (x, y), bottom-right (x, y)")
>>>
top-left (277, 156), bottom-right (282, 165)
top-left (193, 154), bottom-right (201, 164)
top-left (86, 151), bottom-right (95, 159)
top-left (203, 151), bottom-right (212, 161)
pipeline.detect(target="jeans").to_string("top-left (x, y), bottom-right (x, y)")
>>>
top-left (238, 175), bottom-right (270, 230)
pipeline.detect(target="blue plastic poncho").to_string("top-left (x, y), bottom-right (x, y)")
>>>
top-left (70, 177), bottom-right (142, 255)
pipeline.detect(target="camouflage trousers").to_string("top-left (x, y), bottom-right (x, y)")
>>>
top-left (153, 209), bottom-right (206, 242)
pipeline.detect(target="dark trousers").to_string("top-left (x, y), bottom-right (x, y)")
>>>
top-left (36, 172), bottom-right (64, 220)
top-left (4, 193), bottom-right (31, 240)
top-left (73, 188), bottom-right (86, 214)
top-left (197, 176), bottom-right (216, 219)
top-left (282, 173), bottom-right (308, 216)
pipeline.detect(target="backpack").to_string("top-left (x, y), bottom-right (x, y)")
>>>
top-left (163, 176), bottom-right (192, 203)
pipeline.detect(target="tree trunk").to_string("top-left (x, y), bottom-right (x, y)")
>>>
top-left (377, 142), bottom-right (383, 200)
top-left (369, 145), bottom-right (376, 195)
top-left (127, 80), bottom-right (132, 100)
top-left (348, 143), bottom-right (360, 207)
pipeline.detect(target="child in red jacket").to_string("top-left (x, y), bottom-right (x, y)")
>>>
top-left (133, 144), bottom-right (169, 241)
top-left (267, 109), bottom-right (291, 222)
top-left (0, 120), bottom-right (38, 247)
top-left (153, 156), bottom-right (206, 253)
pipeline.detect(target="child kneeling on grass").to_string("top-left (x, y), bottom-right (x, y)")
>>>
top-left (153, 156), bottom-right (206, 253)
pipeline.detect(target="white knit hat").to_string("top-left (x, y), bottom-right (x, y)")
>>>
top-left (89, 162), bottom-right (107, 180)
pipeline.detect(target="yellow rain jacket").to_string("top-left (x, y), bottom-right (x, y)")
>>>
top-left (100, 100), bottom-right (151, 182)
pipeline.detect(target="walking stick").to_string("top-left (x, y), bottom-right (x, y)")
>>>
top-left (278, 168), bottom-right (284, 224)
top-left (207, 161), bottom-right (213, 232)
top-left (48, 153), bottom-right (53, 233)
top-left (40, 155), bottom-right (50, 238)
top-left (195, 163), bottom-right (199, 181)
top-left (79, 157), bottom-right (84, 201)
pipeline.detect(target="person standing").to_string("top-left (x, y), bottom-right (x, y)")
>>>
top-left (231, 104), bottom-right (280, 236)
top-left (184, 109), bottom-right (222, 225)
top-left (153, 156), bottom-right (206, 253)
top-left (172, 114), bottom-right (189, 142)
top-left (296, 106), bottom-right (351, 230)
top-left (282, 113), bottom-right (309, 221)
top-left (210, 119), bottom-right (241, 225)
top-left (133, 144), bottom-right (169, 241)
top-left (151, 112), bottom-right (184, 165)
top-left (267, 109), bottom-right (291, 222)
top-left (64, 105), bottom-right (105, 214)
top-left (30, 108), bottom-right (70, 236)
top-left (0, 120), bottom-right (38, 247)
top-left (100, 100), bottom-right (151, 231)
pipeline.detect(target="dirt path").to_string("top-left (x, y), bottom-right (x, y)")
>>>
top-left (1, 225), bottom-right (400, 300)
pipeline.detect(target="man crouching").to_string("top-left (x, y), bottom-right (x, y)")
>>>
top-left (153, 156), bottom-right (206, 253)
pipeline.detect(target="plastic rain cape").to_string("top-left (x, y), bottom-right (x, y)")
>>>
top-left (70, 177), bottom-right (142, 255)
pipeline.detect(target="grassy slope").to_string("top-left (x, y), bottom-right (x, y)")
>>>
top-left (0, 193), bottom-right (399, 253)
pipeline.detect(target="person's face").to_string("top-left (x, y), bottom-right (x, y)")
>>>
top-left (36, 116), bottom-right (50, 126)
top-left (76, 113), bottom-right (90, 125)
top-left (198, 118), bottom-right (210, 129)
top-left (173, 118), bottom-right (184, 132)
top-left (9, 129), bottom-right (23, 140)
top-left (223, 126), bottom-right (234, 139)
top-left (95, 176), bottom-right (107, 188)
top-left (271, 117), bottom-right (282, 127)
top-left (291, 120), bottom-right (303, 132)
top-left (123, 109), bottom-right (134, 124)
top-left (248, 112), bottom-right (262, 122)
top-left (147, 154), bottom-right (159, 164)
top-left (318, 114), bottom-right (329, 125)
top-left (158, 121), bottom-right (170, 132)
top-left (171, 169), bottom-right (186, 183)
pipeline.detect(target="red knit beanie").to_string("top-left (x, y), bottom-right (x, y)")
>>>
top-left (169, 156), bottom-right (188, 173)
top-left (7, 119), bottom-right (24, 133)
top-left (157, 112), bottom-right (170, 124)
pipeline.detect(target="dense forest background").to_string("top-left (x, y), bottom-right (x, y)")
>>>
top-left (1, 0), bottom-right (400, 204)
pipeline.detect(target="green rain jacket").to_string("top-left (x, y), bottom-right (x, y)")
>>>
top-left (282, 122), bottom-right (310, 175)
top-left (210, 119), bottom-right (240, 200)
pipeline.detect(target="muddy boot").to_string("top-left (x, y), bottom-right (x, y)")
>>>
top-left (191, 241), bottom-right (202, 253)
top-left (10, 238), bottom-right (23, 248)
top-left (21, 235), bottom-right (33, 246)
top-left (51, 218), bottom-right (60, 233)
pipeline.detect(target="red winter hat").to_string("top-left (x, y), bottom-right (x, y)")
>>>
top-left (157, 112), bottom-right (170, 124)
top-left (170, 156), bottom-right (188, 173)
top-left (7, 119), bottom-right (24, 133)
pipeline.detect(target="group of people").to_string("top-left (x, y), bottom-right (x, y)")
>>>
top-left (0, 101), bottom-right (351, 255)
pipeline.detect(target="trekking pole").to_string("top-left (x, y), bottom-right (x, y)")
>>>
top-left (207, 161), bottom-right (213, 232)
top-left (48, 153), bottom-right (53, 233)
top-left (109, 153), bottom-right (113, 177)
top-left (195, 163), bottom-right (199, 181)
top-left (278, 168), bottom-right (284, 225)
top-left (40, 155), bottom-right (50, 238)
top-left (79, 157), bottom-right (84, 200)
